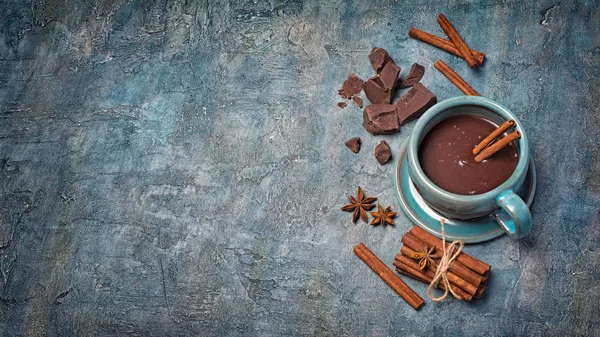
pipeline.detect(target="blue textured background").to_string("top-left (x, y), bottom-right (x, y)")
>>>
top-left (0, 1), bottom-right (599, 336)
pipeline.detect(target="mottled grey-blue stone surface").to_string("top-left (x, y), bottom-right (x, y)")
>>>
top-left (0, 1), bottom-right (599, 336)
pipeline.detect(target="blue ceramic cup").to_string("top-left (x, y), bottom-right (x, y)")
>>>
top-left (407, 96), bottom-right (532, 239)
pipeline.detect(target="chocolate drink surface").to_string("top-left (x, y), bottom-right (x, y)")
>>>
top-left (418, 114), bottom-right (518, 195)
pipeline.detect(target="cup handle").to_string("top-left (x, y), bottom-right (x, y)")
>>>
top-left (493, 190), bottom-right (532, 239)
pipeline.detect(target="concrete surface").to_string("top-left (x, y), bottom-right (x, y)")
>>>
top-left (0, 0), bottom-right (599, 336)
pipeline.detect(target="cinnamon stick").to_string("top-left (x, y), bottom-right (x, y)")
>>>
top-left (474, 131), bottom-right (521, 162)
top-left (475, 284), bottom-right (486, 299)
top-left (354, 243), bottom-right (424, 309)
top-left (408, 27), bottom-right (485, 65)
top-left (437, 14), bottom-right (478, 68)
top-left (396, 265), bottom-right (429, 283)
top-left (393, 262), bottom-right (473, 302)
top-left (472, 119), bottom-right (517, 155)
top-left (434, 60), bottom-right (480, 96)
top-left (401, 233), bottom-right (485, 288)
top-left (410, 226), bottom-right (491, 275)
top-left (395, 253), bottom-right (478, 296)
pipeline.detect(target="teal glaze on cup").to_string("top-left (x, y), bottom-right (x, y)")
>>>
top-left (407, 96), bottom-right (532, 239)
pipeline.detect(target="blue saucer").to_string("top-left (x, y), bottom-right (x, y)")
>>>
top-left (394, 143), bottom-right (537, 243)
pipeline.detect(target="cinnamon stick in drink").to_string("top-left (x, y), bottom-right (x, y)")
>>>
top-left (434, 60), bottom-right (480, 96)
top-left (437, 14), bottom-right (478, 68)
top-left (354, 243), bottom-right (424, 309)
top-left (410, 226), bottom-right (491, 275)
top-left (472, 119), bottom-right (517, 155)
top-left (408, 27), bottom-right (485, 65)
top-left (474, 131), bottom-right (521, 162)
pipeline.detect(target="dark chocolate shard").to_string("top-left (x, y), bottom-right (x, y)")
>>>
top-left (368, 48), bottom-right (393, 73)
top-left (352, 96), bottom-right (363, 108)
top-left (379, 61), bottom-right (400, 92)
top-left (339, 73), bottom-right (364, 99)
top-left (374, 140), bottom-right (392, 165)
top-left (362, 104), bottom-right (399, 135)
top-left (345, 137), bottom-right (361, 153)
top-left (363, 76), bottom-right (392, 104)
top-left (338, 102), bottom-right (347, 108)
top-left (395, 83), bottom-right (437, 125)
top-left (399, 63), bottom-right (425, 89)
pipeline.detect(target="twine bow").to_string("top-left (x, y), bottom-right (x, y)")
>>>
top-left (427, 219), bottom-right (465, 301)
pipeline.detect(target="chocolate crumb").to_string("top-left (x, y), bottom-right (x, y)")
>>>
top-left (345, 137), bottom-right (361, 153)
top-left (374, 140), bottom-right (392, 165)
top-left (338, 102), bottom-right (348, 108)
top-left (396, 83), bottom-right (437, 125)
top-left (362, 104), bottom-right (399, 135)
top-left (399, 63), bottom-right (425, 89)
top-left (339, 73), bottom-right (364, 99)
top-left (352, 96), bottom-right (363, 108)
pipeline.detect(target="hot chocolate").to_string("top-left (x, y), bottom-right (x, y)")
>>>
top-left (418, 114), bottom-right (518, 195)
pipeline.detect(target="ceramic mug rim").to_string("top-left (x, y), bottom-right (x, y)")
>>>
top-left (408, 96), bottom-right (530, 206)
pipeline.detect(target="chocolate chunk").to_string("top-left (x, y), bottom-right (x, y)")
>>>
top-left (371, 75), bottom-right (385, 89)
top-left (396, 83), bottom-right (437, 125)
top-left (352, 96), bottom-right (363, 108)
top-left (374, 140), bottom-right (392, 165)
top-left (345, 137), bottom-right (361, 153)
top-left (339, 73), bottom-right (364, 99)
top-left (363, 77), bottom-right (391, 104)
top-left (399, 63), bottom-right (425, 89)
top-left (362, 104), bottom-right (399, 135)
top-left (363, 62), bottom-right (400, 104)
top-left (338, 102), bottom-right (348, 108)
top-left (368, 48), bottom-right (393, 73)
top-left (379, 61), bottom-right (400, 91)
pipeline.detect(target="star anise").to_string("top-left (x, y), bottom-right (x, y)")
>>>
top-left (409, 245), bottom-right (442, 270)
top-left (341, 186), bottom-right (377, 223)
top-left (370, 204), bottom-right (397, 226)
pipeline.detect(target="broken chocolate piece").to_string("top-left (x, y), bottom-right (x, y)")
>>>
top-left (352, 96), bottom-right (363, 108)
top-left (362, 104), bottom-right (399, 135)
top-left (363, 77), bottom-right (392, 104)
top-left (395, 83), bottom-right (437, 125)
top-left (379, 61), bottom-right (401, 92)
top-left (338, 102), bottom-right (348, 108)
top-left (371, 75), bottom-right (385, 89)
top-left (339, 73), bottom-right (364, 99)
top-left (363, 62), bottom-right (400, 104)
top-left (368, 48), bottom-right (393, 73)
top-left (374, 140), bottom-right (392, 165)
top-left (345, 137), bottom-right (361, 153)
top-left (399, 63), bottom-right (425, 89)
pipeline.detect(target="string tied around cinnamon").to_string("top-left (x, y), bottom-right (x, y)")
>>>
top-left (427, 219), bottom-right (465, 301)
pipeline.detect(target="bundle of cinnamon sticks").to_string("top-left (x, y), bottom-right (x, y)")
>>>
top-left (393, 226), bottom-right (490, 301)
